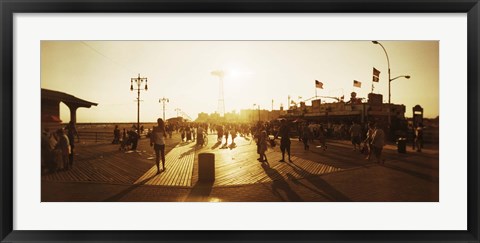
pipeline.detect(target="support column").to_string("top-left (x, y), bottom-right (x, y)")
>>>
top-left (67, 104), bottom-right (79, 126)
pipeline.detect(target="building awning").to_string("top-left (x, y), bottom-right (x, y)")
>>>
top-left (42, 89), bottom-right (98, 108)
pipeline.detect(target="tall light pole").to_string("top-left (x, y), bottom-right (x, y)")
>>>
top-left (253, 103), bottom-right (260, 122)
top-left (211, 70), bottom-right (225, 117)
top-left (372, 41), bottom-right (391, 104)
top-left (372, 41), bottom-right (411, 126)
top-left (258, 105), bottom-right (260, 122)
top-left (252, 104), bottom-right (260, 121)
top-left (159, 97), bottom-right (169, 121)
top-left (130, 73), bottom-right (148, 133)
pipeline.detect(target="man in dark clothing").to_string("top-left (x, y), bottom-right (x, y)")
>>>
top-left (65, 121), bottom-right (79, 167)
top-left (415, 123), bottom-right (424, 152)
top-left (112, 125), bottom-right (121, 144)
top-left (276, 119), bottom-right (292, 162)
top-left (129, 130), bottom-right (139, 150)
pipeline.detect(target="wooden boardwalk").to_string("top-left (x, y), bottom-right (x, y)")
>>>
top-left (42, 133), bottom-right (375, 188)
top-left (41, 137), bottom-right (179, 184)
top-left (42, 143), bottom-right (155, 184)
top-left (190, 135), bottom-right (345, 187)
top-left (134, 142), bottom-right (196, 187)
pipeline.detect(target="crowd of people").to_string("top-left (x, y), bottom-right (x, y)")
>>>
top-left (41, 117), bottom-right (425, 174)
top-left (140, 118), bottom-right (393, 166)
top-left (41, 121), bottom-right (79, 174)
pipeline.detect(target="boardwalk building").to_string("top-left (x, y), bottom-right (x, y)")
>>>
top-left (41, 88), bottom-right (97, 129)
top-left (284, 92), bottom-right (406, 128)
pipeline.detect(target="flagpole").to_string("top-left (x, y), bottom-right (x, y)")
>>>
top-left (315, 87), bottom-right (317, 99)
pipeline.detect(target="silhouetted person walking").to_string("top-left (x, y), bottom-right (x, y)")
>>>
top-left (415, 123), bottom-right (424, 152)
top-left (276, 119), bottom-right (292, 162)
top-left (364, 122), bottom-right (375, 160)
top-left (301, 123), bottom-right (311, 150)
top-left (316, 124), bottom-right (327, 151)
top-left (55, 128), bottom-right (70, 170)
top-left (350, 121), bottom-right (362, 151)
top-left (65, 121), bottom-right (79, 168)
top-left (258, 131), bottom-right (268, 162)
top-left (112, 125), bottom-right (120, 144)
top-left (129, 130), bottom-right (139, 150)
top-left (150, 118), bottom-right (167, 173)
top-left (371, 123), bottom-right (386, 164)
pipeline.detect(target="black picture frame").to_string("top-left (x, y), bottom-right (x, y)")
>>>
top-left (1, 0), bottom-right (479, 242)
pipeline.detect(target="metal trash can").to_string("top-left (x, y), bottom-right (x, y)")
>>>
top-left (397, 137), bottom-right (407, 153)
top-left (198, 153), bottom-right (215, 182)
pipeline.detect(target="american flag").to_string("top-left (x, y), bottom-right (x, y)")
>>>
top-left (372, 67), bottom-right (381, 82)
top-left (353, 80), bottom-right (362, 88)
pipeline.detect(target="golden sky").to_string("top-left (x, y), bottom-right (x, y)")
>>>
top-left (41, 41), bottom-right (439, 122)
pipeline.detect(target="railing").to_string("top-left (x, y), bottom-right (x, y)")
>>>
top-left (77, 130), bottom-right (151, 143)
top-left (77, 131), bottom-right (113, 143)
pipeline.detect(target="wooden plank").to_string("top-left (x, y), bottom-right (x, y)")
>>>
top-left (44, 132), bottom-right (355, 188)
top-left (136, 141), bottom-right (195, 187)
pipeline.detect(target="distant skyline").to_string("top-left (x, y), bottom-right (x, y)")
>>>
top-left (41, 41), bottom-right (439, 123)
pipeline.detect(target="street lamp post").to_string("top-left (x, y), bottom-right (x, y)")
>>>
top-left (253, 103), bottom-right (260, 122)
top-left (258, 105), bottom-right (260, 122)
top-left (159, 97), bottom-right (169, 121)
top-left (130, 73), bottom-right (148, 133)
top-left (372, 41), bottom-right (411, 126)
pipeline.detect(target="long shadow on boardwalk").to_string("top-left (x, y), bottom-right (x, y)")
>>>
top-left (179, 145), bottom-right (196, 159)
top-left (286, 162), bottom-right (352, 202)
top-left (103, 174), bottom-right (157, 202)
top-left (177, 141), bottom-right (195, 147)
top-left (298, 146), bottom-right (370, 169)
top-left (382, 163), bottom-right (439, 183)
top-left (386, 153), bottom-right (439, 170)
top-left (285, 172), bottom-right (335, 200)
top-left (185, 181), bottom-right (214, 202)
top-left (261, 162), bottom-right (303, 202)
top-left (211, 141), bottom-right (222, 150)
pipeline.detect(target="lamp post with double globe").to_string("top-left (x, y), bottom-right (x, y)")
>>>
top-left (159, 97), bottom-right (169, 121)
top-left (130, 74), bottom-right (148, 133)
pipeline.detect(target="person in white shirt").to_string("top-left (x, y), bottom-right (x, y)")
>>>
top-left (150, 118), bottom-right (167, 173)
top-left (371, 123), bottom-right (386, 164)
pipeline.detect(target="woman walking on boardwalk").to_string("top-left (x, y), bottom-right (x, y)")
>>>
top-left (257, 131), bottom-right (269, 162)
top-left (150, 118), bottom-right (167, 174)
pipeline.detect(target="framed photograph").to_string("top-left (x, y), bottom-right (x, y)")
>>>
top-left (1, 0), bottom-right (479, 242)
